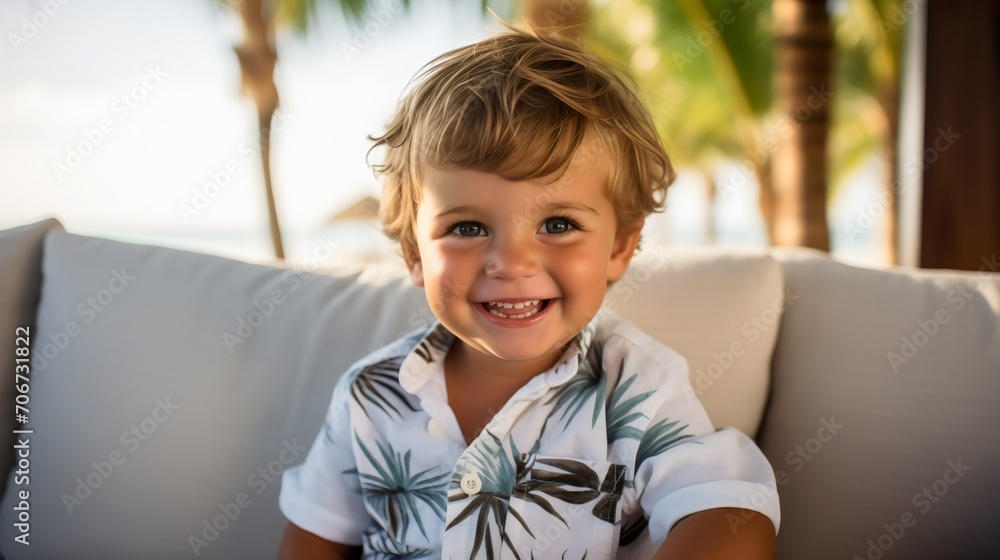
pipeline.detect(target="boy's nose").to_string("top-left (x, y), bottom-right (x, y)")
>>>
top-left (484, 234), bottom-right (540, 279)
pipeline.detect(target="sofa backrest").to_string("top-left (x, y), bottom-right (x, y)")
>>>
top-left (761, 249), bottom-right (1000, 559)
top-left (0, 223), bottom-right (781, 559)
top-left (0, 219), bottom-right (64, 503)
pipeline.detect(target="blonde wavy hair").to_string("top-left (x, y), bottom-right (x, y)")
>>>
top-left (368, 25), bottom-right (676, 266)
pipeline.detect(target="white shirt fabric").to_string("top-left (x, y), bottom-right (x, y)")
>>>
top-left (280, 309), bottom-right (780, 559)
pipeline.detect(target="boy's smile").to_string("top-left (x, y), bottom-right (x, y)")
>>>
top-left (406, 143), bottom-right (642, 382)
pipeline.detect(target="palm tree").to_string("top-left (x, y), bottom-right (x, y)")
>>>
top-left (588, 0), bottom-right (779, 244)
top-left (590, 0), bottom-right (912, 255)
top-left (771, 0), bottom-right (833, 250)
top-left (227, 0), bottom-right (285, 258)
top-left (218, 0), bottom-right (492, 260)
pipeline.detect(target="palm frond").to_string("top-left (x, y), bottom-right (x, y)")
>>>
top-left (606, 364), bottom-right (656, 444)
top-left (636, 418), bottom-right (693, 470)
top-left (354, 434), bottom-right (449, 540)
top-left (351, 356), bottom-right (418, 419)
top-left (413, 326), bottom-right (453, 363)
top-left (544, 339), bottom-right (606, 429)
top-left (618, 513), bottom-right (649, 546)
top-left (363, 528), bottom-right (433, 560)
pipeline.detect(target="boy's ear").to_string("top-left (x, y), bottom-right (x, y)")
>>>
top-left (406, 251), bottom-right (425, 287)
top-left (607, 217), bottom-right (644, 283)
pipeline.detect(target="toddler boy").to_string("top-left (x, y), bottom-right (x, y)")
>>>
top-left (279, 26), bottom-right (779, 560)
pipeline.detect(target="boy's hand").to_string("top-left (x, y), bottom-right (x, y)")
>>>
top-left (277, 521), bottom-right (362, 560)
top-left (651, 508), bottom-right (776, 560)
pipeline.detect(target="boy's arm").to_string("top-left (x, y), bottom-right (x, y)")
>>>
top-left (650, 508), bottom-right (776, 560)
top-left (278, 521), bottom-right (363, 560)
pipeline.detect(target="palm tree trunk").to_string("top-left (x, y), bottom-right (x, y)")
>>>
top-left (881, 82), bottom-right (900, 265)
top-left (755, 159), bottom-right (776, 244)
top-left (771, 0), bottom-right (832, 250)
top-left (703, 171), bottom-right (717, 244)
top-left (235, 0), bottom-right (285, 259)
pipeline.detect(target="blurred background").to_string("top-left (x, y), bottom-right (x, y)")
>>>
top-left (2, 0), bottom-right (996, 271)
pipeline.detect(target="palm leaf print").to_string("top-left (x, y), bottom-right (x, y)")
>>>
top-left (605, 361), bottom-right (656, 444)
top-left (635, 418), bottom-right (693, 471)
top-left (591, 463), bottom-right (626, 523)
top-left (322, 420), bottom-right (336, 445)
top-left (517, 459), bottom-right (626, 525)
top-left (446, 432), bottom-right (540, 560)
top-left (544, 339), bottom-right (606, 430)
top-left (363, 529), bottom-right (433, 560)
top-left (465, 431), bottom-right (518, 494)
top-left (351, 356), bottom-right (418, 419)
top-left (354, 433), bottom-right (449, 541)
top-left (413, 326), bottom-right (452, 363)
top-left (527, 458), bottom-right (601, 504)
top-left (618, 514), bottom-right (648, 547)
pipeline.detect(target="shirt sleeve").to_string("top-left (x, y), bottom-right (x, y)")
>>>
top-left (632, 354), bottom-right (781, 547)
top-left (279, 376), bottom-right (371, 545)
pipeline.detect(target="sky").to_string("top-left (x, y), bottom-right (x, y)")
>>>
top-left (0, 0), bottom-right (884, 266)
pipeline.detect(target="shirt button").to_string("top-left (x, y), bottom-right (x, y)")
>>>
top-left (427, 418), bottom-right (446, 438)
top-left (460, 471), bottom-right (482, 495)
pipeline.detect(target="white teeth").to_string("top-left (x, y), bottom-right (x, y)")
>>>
top-left (487, 299), bottom-right (541, 308)
top-left (484, 299), bottom-right (546, 319)
top-left (488, 307), bottom-right (539, 319)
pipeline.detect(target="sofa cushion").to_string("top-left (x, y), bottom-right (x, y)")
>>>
top-left (0, 231), bottom-right (780, 559)
top-left (0, 231), bottom-right (430, 560)
top-left (760, 249), bottom-right (1000, 559)
top-left (604, 247), bottom-right (783, 437)
top-left (0, 218), bottom-right (65, 502)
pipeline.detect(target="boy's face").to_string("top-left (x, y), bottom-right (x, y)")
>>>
top-left (406, 147), bottom-right (643, 373)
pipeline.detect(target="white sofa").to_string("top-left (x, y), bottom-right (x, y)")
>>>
top-left (0, 217), bottom-right (996, 560)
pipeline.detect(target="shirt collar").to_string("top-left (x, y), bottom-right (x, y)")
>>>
top-left (398, 312), bottom-right (605, 397)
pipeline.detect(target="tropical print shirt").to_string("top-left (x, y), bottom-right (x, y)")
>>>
top-left (279, 309), bottom-right (780, 560)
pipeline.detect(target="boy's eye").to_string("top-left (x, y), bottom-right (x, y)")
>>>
top-left (541, 217), bottom-right (577, 235)
top-left (450, 222), bottom-right (486, 237)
